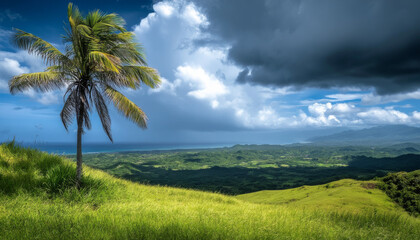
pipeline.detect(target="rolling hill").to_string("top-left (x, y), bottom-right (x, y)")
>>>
top-left (308, 125), bottom-right (420, 145)
top-left (237, 179), bottom-right (401, 213)
top-left (0, 142), bottom-right (419, 239)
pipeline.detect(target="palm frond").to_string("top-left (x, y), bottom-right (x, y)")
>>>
top-left (85, 10), bottom-right (125, 34)
top-left (9, 71), bottom-right (65, 94)
top-left (104, 86), bottom-right (147, 128)
top-left (67, 3), bottom-right (83, 27)
top-left (12, 29), bottom-right (67, 65)
top-left (67, 3), bottom-right (85, 65)
top-left (88, 51), bottom-right (121, 73)
top-left (115, 32), bottom-right (134, 43)
top-left (92, 87), bottom-right (112, 141)
top-left (85, 10), bottom-right (104, 28)
top-left (98, 13), bottom-right (125, 31)
top-left (60, 89), bottom-right (77, 131)
top-left (92, 22), bottom-right (123, 34)
top-left (75, 90), bottom-right (91, 131)
top-left (109, 42), bottom-right (146, 65)
top-left (76, 24), bottom-right (92, 38)
top-left (123, 66), bottom-right (161, 88)
top-left (95, 66), bottom-right (161, 89)
top-left (83, 109), bottom-right (92, 130)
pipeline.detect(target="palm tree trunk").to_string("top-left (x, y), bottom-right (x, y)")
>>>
top-left (76, 107), bottom-right (84, 189)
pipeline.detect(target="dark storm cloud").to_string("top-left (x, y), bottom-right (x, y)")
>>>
top-left (193, 0), bottom-right (420, 94)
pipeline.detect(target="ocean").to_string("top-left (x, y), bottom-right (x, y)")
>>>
top-left (21, 142), bottom-right (234, 155)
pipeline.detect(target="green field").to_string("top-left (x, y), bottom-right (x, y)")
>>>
top-left (0, 142), bottom-right (419, 239)
top-left (77, 144), bottom-right (420, 194)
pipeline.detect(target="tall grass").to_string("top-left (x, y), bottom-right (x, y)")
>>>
top-left (0, 141), bottom-right (110, 203)
top-left (0, 142), bottom-right (419, 239)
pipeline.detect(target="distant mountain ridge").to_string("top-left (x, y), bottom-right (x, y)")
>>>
top-left (309, 125), bottom-right (420, 145)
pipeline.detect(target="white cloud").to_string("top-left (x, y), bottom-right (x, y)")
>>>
top-left (295, 102), bottom-right (420, 127)
top-left (148, 77), bottom-right (181, 95)
top-left (175, 65), bottom-right (228, 100)
top-left (0, 50), bottom-right (61, 105)
top-left (321, 90), bottom-right (420, 106)
top-left (361, 90), bottom-right (420, 105)
top-left (301, 92), bottom-right (366, 105)
top-left (325, 93), bottom-right (365, 102)
top-left (0, 50), bottom-right (46, 72)
top-left (132, 0), bottom-right (420, 130)
top-left (413, 111), bottom-right (420, 121)
top-left (211, 100), bottom-right (219, 108)
top-left (0, 57), bottom-right (29, 90)
top-left (182, 3), bottom-right (207, 25)
top-left (136, 13), bottom-right (154, 33)
top-left (133, 1), bottom-right (302, 128)
top-left (308, 102), bottom-right (332, 116)
top-left (333, 103), bottom-right (355, 113)
top-left (301, 103), bottom-right (342, 126)
top-left (357, 108), bottom-right (410, 124)
top-left (304, 90), bottom-right (420, 107)
top-left (153, 1), bottom-right (175, 18)
top-left (24, 89), bottom-right (59, 105)
top-left (133, 0), bottom-right (206, 37)
top-left (255, 107), bottom-right (289, 128)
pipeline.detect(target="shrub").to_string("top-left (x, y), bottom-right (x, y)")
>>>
top-left (378, 170), bottom-right (420, 216)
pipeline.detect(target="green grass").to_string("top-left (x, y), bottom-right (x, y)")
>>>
top-left (236, 179), bottom-right (403, 214)
top-left (0, 142), bottom-right (419, 239)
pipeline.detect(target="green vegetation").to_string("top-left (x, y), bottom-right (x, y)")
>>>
top-left (80, 144), bottom-right (420, 170)
top-left (1, 143), bottom-right (419, 239)
top-left (379, 170), bottom-right (420, 216)
top-left (0, 141), bottom-right (110, 203)
top-left (77, 144), bottom-right (420, 194)
top-left (237, 179), bottom-right (401, 213)
top-left (9, 3), bottom-right (161, 186)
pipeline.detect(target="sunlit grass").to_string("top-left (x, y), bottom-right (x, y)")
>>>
top-left (0, 142), bottom-right (419, 239)
top-left (236, 179), bottom-right (403, 213)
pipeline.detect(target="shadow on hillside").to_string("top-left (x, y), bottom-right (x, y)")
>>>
top-left (91, 154), bottom-right (414, 194)
top-left (121, 165), bottom-right (384, 195)
top-left (91, 154), bottom-right (420, 195)
top-left (348, 154), bottom-right (420, 171)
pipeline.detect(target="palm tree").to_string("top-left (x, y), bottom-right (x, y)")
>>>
top-left (9, 3), bottom-right (161, 188)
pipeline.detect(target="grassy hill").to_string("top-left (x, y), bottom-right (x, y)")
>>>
top-left (0, 142), bottom-right (419, 239)
top-left (237, 179), bottom-right (402, 213)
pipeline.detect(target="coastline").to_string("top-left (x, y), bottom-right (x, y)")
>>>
top-left (21, 142), bottom-right (235, 155)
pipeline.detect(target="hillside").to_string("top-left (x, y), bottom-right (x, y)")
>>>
top-left (0, 142), bottom-right (419, 239)
top-left (308, 125), bottom-right (420, 145)
top-left (237, 179), bottom-right (401, 213)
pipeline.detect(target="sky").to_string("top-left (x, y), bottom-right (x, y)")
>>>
top-left (1, 0), bottom-right (420, 144)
